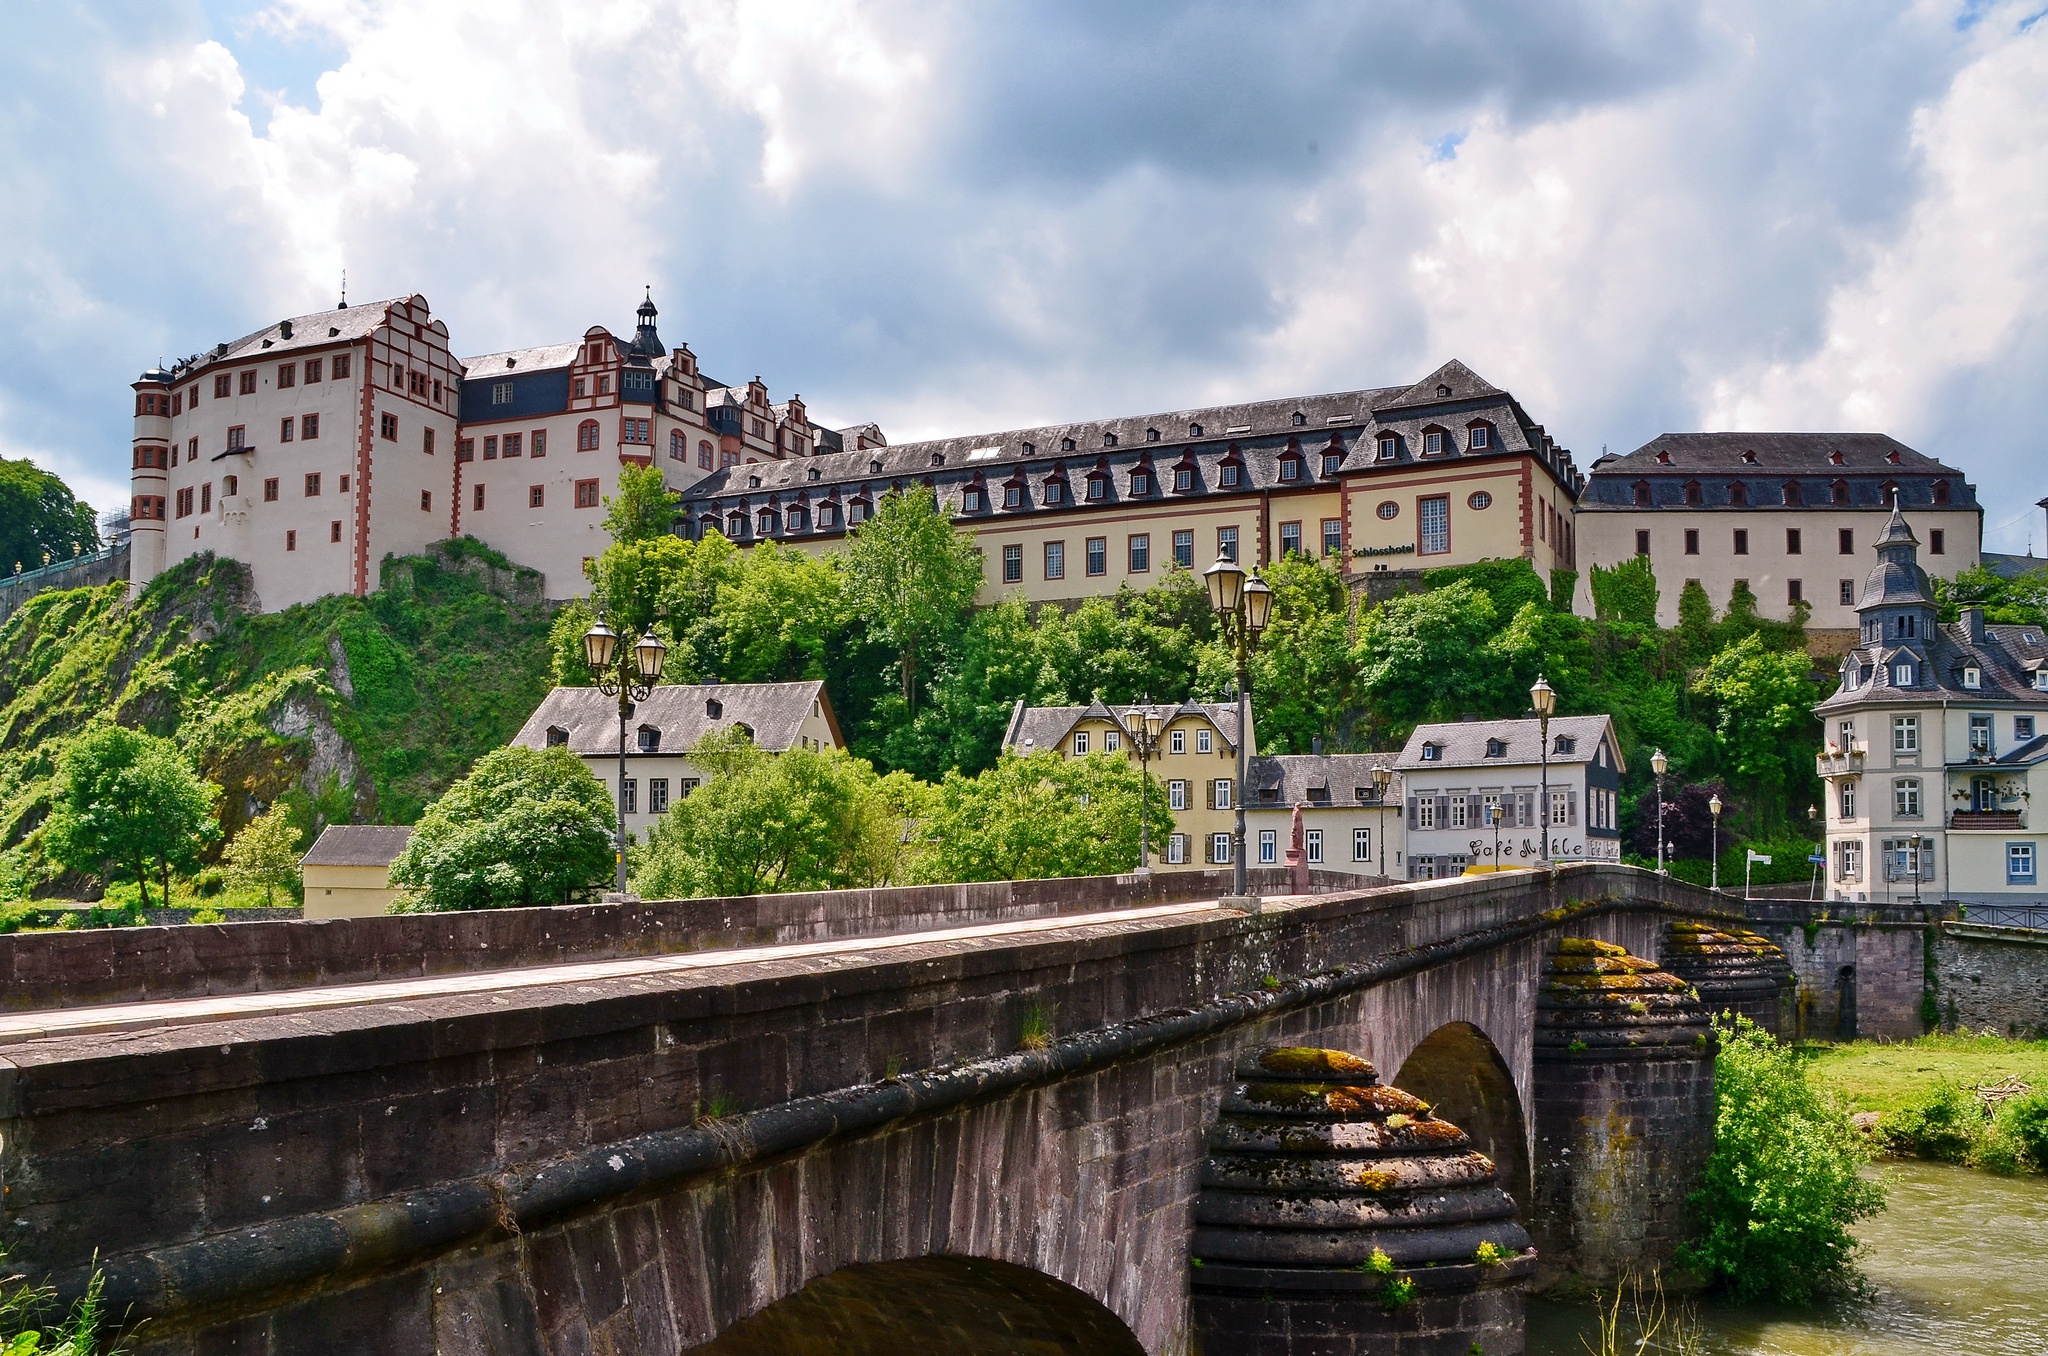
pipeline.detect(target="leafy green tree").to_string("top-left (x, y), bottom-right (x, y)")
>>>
top-left (547, 597), bottom-right (601, 687)
top-left (888, 595), bottom-right (1058, 778)
top-left (1681, 1016), bottom-right (1883, 1303)
top-left (715, 542), bottom-right (847, 682)
top-left (1934, 563), bottom-right (2048, 628)
top-left (918, 749), bottom-right (1144, 883)
top-left (1421, 558), bottom-right (1551, 619)
top-left (1588, 556), bottom-right (1660, 631)
top-left (1035, 590), bottom-right (1208, 710)
top-left (388, 746), bottom-right (615, 910)
top-left (1688, 633), bottom-right (1821, 834)
top-left (602, 463), bottom-right (682, 543)
top-left (1484, 601), bottom-right (1596, 714)
top-left (0, 456), bottom-right (99, 577)
top-left (1247, 554), bottom-right (1356, 753)
top-left (43, 723), bottom-right (219, 907)
top-left (633, 728), bottom-right (913, 898)
top-left (1351, 581), bottom-right (1510, 739)
top-left (222, 802), bottom-right (305, 904)
top-left (840, 490), bottom-right (984, 711)
top-left (1675, 578), bottom-right (1716, 665)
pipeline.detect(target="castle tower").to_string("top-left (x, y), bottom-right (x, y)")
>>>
top-left (129, 367), bottom-right (173, 596)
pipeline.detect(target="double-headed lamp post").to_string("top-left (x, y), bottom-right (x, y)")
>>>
top-left (1650, 748), bottom-right (1669, 876)
top-left (1530, 674), bottom-right (1557, 866)
top-left (1133, 702), bottom-right (1166, 875)
top-left (1204, 554), bottom-right (1273, 904)
top-left (1372, 762), bottom-right (1394, 880)
top-left (582, 619), bottom-right (668, 896)
top-left (1709, 792), bottom-right (1723, 891)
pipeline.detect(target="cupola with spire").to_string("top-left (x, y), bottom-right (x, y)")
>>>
top-left (1854, 498), bottom-right (1937, 653)
top-left (630, 288), bottom-right (664, 358)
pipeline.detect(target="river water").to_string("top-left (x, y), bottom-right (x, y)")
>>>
top-left (1528, 1162), bottom-right (2048, 1355)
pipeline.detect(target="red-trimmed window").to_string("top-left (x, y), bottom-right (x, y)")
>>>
top-left (575, 478), bottom-right (600, 509)
top-left (579, 420), bottom-right (601, 452)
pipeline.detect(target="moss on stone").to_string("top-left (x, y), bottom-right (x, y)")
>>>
top-left (1258, 1046), bottom-right (1375, 1079)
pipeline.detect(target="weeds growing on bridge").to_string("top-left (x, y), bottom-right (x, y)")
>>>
top-left (1016, 1003), bottom-right (1052, 1051)
top-left (1, 1248), bottom-right (116, 1355)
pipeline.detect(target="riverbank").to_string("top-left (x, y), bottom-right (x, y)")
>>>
top-left (1530, 1161), bottom-right (2048, 1354)
top-left (1805, 1033), bottom-right (2048, 1117)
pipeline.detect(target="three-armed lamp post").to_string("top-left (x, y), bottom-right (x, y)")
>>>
top-left (1372, 762), bottom-right (1394, 880)
top-left (1132, 702), bottom-right (1166, 876)
top-left (1530, 674), bottom-right (1557, 866)
top-left (1204, 554), bottom-right (1272, 906)
top-left (1650, 747), bottom-right (1669, 876)
top-left (582, 618), bottom-right (668, 897)
top-left (1709, 792), bottom-right (1723, 891)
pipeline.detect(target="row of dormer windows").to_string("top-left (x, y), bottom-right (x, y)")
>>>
top-left (1631, 478), bottom-right (1951, 508)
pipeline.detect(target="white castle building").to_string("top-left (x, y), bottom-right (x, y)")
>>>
top-left (130, 292), bottom-right (872, 610)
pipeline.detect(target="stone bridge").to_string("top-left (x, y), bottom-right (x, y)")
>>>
top-left (0, 865), bottom-right (1774, 1355)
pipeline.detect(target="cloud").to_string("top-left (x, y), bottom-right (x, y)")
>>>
top-left (1, 0), bottom-right (2044, 552)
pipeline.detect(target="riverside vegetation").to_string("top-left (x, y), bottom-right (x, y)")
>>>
top-left (1810, 1033), bottom-right (2048, 1174)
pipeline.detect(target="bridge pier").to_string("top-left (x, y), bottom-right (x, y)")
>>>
top-left (1529, 940), bottom-right (1714, 1291)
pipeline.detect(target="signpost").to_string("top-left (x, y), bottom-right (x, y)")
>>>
top-left (1746, 849), bottom-right (1773, 902)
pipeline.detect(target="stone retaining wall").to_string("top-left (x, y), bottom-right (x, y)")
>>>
top-left (1932, 924), bottom-right (2048, 1038)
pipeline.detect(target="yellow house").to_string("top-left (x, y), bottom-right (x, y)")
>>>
top-left (299, 825), bottom-right (414, 919)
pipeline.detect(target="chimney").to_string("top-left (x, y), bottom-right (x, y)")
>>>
top-left (1311, 736), bottom-right (1323, 755)
top-left (1963, 606), bottom-right (1986, 644)
top-left (1461, 712), bottom-right (1480, 722)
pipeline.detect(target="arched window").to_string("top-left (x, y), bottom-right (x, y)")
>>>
top-left (1728, 480), bottom-right (1748, 506)
top-left (1831, 478), bottom-right (1850, 505)
top-left (1632, 479), bottom-right (1652, 507)
top-left (578, 419), bottom-right (600, 452)
top-left (669, 429), bottom-right (685, 461)
top-left (698, 440), bottom-right (714, 470)
top-left (1683, 480), bottom-right (1702, 506)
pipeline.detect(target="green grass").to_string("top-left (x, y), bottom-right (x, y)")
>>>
top-left (1804, 1034), bottom-right (2048, 1116)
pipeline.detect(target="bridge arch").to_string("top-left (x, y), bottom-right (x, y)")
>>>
top-left (1393, 1021), bottom-right (1531, 1213)
top-left (679, 1256), bottom-right (1145, 1355)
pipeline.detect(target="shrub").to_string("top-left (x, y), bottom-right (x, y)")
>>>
top-left (1995, 1090), bottom-right (2048, 1170)
top-left (1882, 1080), bottom-right (1984, 1162)
top-left (1680, 1015), bottom-right (1884, 1303)
top-left (1, 1243), bottom-right (111, 1353)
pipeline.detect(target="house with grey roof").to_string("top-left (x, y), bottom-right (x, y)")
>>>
top-left (1576, 432), bottom-right (1982, 631)
top-left (1394, 715), bottom-right (1624, 879)
top-left (299, 825), bottom-right (414, 919)
top-left (509, 681), bottom-right (843, 839)
top-left (1814, 506), bottom-right (2048, 908)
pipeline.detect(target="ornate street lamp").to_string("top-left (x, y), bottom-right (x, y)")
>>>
top-left (1650, 747), bottom-right (1669, 876)
top-left (1531, 675), bottom-right (1557, 866)
top-left (1205, 555), bottom-right (1271, 906)
top-left (1132, 701), bottom-right (1166, 876)
top-left (1372, 762), bottom-right (1394, 880)
top-left (1709, 792), bottom-right (1723, 892)
top-left (583, 617), bottom-right (667, 896)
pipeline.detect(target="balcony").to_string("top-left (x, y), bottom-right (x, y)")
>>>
top-left (1816, 743), bottom-right (1866, 779)
top-left (1949, 810), bottom-right (2025, 831)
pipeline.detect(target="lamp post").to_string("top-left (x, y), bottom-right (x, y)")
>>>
top-left (1709, 792), bottom-right (1722, 892)
top-left (1650, 748), bottom-right (1669, 876)
top-left (1132, 701), bottom-right (1165, 876)
top-left (1205, 554), bottom-right (1272, 906)
top-left (1531, 675), bottom-right (1557, 866)
top-left (1909, 831), bottom-right (1924, 911)
top-left (1808, 804), bottom-right (1820, 903)
top-left (582, 618), bottom-right (668, 896)
top-left (1372, 762), bottom-right (1394, 880)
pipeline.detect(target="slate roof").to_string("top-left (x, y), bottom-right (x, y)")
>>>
top-left (682, 360), bottom-right (1581, 514)
top-left (149, 298), bottom-right (421, 383)
top-left (510, 682), bottom-right (836, 757)
top-left (1248, 753), bottom-right (1400, 806)
top-left (1394, 715), bottom-right (1620, 771)
top-left (300, 825), bottom-right (413, 869)
top-left (1580, 432), bottom-right (1977, 511)
top-left (459, 342), bottom-right (583, 375)
top-left (1983, 552), bottom-right (2048, 581)
top-left (1818, 621), bottom-right (2048, 712)
top-left (1002, 699), bottom-right (1245, 756)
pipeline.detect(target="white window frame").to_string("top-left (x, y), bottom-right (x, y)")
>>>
top-left (1211, 833), bottom-right (1233, 864)
top-left (1216, 779), bottom-right (1232, 810)
top-left (1894, 778), bottom-right (1921, 818)
top-left (1449, 793), bottom-right (1469, 829)
top-left (1171, 730), bottom-right (1186, 754)
top-left (1353, 827), bottom-right (1371, 862)
top-left (1417, 797), bottom-right (1438, 830)
top-left (1893, 715), bottom-right (1919, 754)
top-left (649, 778), bottom-right (670, 815)
top-left (1166, 833), bottom-right (1187, 865)
top-left (1306, 829), bottom-right (1322, 864)
top-left (1169, 780), bottom-right (1188, 812)
top-left (1197, 729), bottom-right (1213, 754)
top-left (1104, 730), bottom-right (1120, 753)
top-left (1550, 789), bottom-right (1569, 826)
top-left (1839, 781), bottom-right (1855, 820)
top-left (1259, 829), bottom-right (1276, 864)
top-left (1073, 731), bottom-right (1089, 755)
top-left (2010, 843), bottom-right (2037, 885)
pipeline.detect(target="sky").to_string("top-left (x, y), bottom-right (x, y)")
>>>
top-left (5, 0), bottom-right (2047, 553)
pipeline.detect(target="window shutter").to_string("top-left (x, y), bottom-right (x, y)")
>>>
top-left (1407, 796), bottom-right (1419, 829)
top-left (1435, 794), bottom-right (1450, 826)
top-left (1920, 843), bottom-right (1935, 880)
top-left (1567, 790), bottom-right (1578, 826)
top-left (1467, 794), bottom-right (1483, 827)
top-left (1207, 780), bottom-right (1218, 810)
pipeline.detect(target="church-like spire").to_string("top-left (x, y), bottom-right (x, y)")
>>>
top-left (631, 287), bottom-right (664, 357)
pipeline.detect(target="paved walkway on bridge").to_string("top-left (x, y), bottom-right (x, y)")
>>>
top-left (0, 898), bottom-right (1243, 1047)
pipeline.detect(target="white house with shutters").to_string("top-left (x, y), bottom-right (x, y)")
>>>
top-left (1393, 714), bottom-right (1625, 879)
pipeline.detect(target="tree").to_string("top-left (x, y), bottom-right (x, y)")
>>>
top-left (0, 456), bottom-right (99, 577)
top-left (1934, 563), bottom-right (2048, 628)
top-left (1246, 554), bottom-right (1356, 753)
top-left (1675, 578), bottom-right (1716, 665)
top-left (601, 463), bottom-right (681, 544)
top-left (918, 749), bottom-right (1144, 883)
top-left (887, 595), bottom-right (1057, 778)
top-left (839, 490), bottom-right (984, 712)
top-left (222, 802), bottom-right (305, 904)
top-left (1588, 556), bottom-right (1660, 632)
top-left (1688, 633), bottom-right (1821, 834)
top-left (632, 728), bottom-right (913, 898)
top-left (1351, 581), bottom-right (1511, 739)
top-left (388, 746), bottom-right (615, 910)
top-left (43, 723), bottom-right (218, 907)
top-left (715, 542), bottom-right (847, 683)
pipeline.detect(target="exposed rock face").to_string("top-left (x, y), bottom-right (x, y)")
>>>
top-left (1663, 919), bottom-right (1796, 1037)
top-left (1530, 939), bottom-right (1715, 1291)
top-left (1191, 1045), bottom-right (1535, 1355)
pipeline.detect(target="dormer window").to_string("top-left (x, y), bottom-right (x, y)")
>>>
top-left (1044, 478), bottom-right (1065, 504)
top-left (1103, 432), bottom-right (1118, 446)
top-left (1174, 466), bottom-right (1193, 491)
top-left (1420, 742), bottom-right (1442, 761)
top-left (1683, 480), bottom-right (1702, 506)
top-left (706, 698), bottom-right (723, 719)
top-left (1219, 462), bottom-right (1241, 488)
top-left (1322, 452), bottom-right (1343, 476)
top-left (1003, 483), bottom-right (1023, 509)
top-left (1831, 478), bottom-right (1850, 505)
top-left (2035, 670), bottom-right (2048, 691)
top-left (1633, 480), bottom-right (1652, 507)
top-left (962, 486), bottom-right (985, 512)
top-left (1061, 437), bottom-right (1076, 451)
top-left (1292, 412), bottom-right (1307, 426)
top-left (1423, 429), bottom-right (1445, 456)
top-left (1484, 738), bottom-right (1507, 758)
top-left (1086, 474), bottom-right (1106, 501)
top-left (1933, 479), bottom-right (1951, 506)
top-left (931, 452), bottom-right (945, 466)
top-left (1553, 735), bottom-right (1576, 755)
top-left (748, 475), bottom-right (761, 488)
top-left (1741, 449), bottom-right (1758, 464)
top-left (545, 726), bottom-right (569, 748)
top-left (1129, 469), bottom-right (1151, 495)
top-left (1467, 423), bottom-right (1491, 450)
top-left (1278, 453), bottom-right (1301, 482)
top-left (1147, 428), bottom-right (1160, 442)
top-left (1829, 449), bottom-right (1844, 465)
top-left (637, 725), bottom-right (661, 752)
top-left (1376, 434), bottom-right (1398, 461)
top-left (1783, 480), bottom-right (1801, 506)
top-left (808, 467), bottom-right (821, 481)
top-left (1728, 480), bottom-right (1747, 506)
top-left (1656, 449), bottom-right (1672, 464)
top-left (1886, 448), bottom-right (1901, 464)
top-left (1189, 422), bottom-right (1204, 437)
top-left (1021, 441), bottom-right (1035, 455)
top-left (1893, 663), bottom-right (1914, 686)
top-left (1963, 665), bottom-right (1981, 690)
